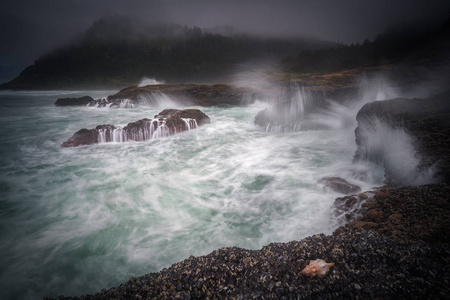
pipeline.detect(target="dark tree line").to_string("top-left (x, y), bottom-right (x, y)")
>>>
top-left (2, 17), bottom-right (333, 89)
top-left (283, 17), bottom-right (450, 73)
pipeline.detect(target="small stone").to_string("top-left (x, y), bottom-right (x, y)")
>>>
top-left (175, 292), bottom-right (191, 300)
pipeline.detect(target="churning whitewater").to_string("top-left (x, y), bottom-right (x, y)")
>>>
top-left (97, 118), bottom-right (198, 143)
top-left (0, 85), bottom-right (389, 299)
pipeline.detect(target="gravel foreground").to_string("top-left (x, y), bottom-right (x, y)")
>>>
top-left (46, 184), bottom-right (450, 300)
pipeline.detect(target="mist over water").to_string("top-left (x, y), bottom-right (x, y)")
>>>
top-left (0, 73), bottom-right (436, 299)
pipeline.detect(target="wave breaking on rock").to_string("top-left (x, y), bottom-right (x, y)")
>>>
top-left (61, 109), bottom-right (210, 147)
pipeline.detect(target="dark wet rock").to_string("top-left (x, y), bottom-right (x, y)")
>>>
top-left (61, 109), bottom-right (210, 147)
top-left (332, 192), bottom-right (374, 224)
top-left (61, 128), bottom-right (95, 147)
top-left (55, 96), bottom-right (94, 106)
top-left (354, 90), bottom-right (450, 186)
top-left (158, 108), bottom-right (210, 128)
top-left (319, 176), bottom-right (361, 195)
top-left (346, 183), bottom-right (450, 244)
top-left (90, 84), bottom-right (252, 107)
top-left (61, 125), bottom-right (115, 147)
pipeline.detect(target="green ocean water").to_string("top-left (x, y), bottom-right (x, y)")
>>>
top-left (0, 90), bottom-right (383, 299)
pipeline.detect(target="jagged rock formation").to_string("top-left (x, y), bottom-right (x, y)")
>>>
top-left (88, 84), bottom-right (252, 107)
top-left (61, 109), bottom-right (209, 147)
top-left (54, 96), bottom-right (94, 106)
top-left (354, 90), bottom-right (450, 186)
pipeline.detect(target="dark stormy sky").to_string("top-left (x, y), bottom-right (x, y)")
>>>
top-left (1, 0), bottom-right (450, 83)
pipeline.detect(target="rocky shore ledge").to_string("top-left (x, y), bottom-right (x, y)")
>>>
top-left (45, 183), bottom-right (450, 300)
top-left (95, 84), bottom-right (252, 107)
top-left (55, 83), bottom-right (359, 109)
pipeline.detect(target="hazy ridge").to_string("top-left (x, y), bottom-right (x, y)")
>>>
top-left (0, 16), bottom-right (335, 90)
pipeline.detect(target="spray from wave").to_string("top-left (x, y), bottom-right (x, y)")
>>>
top-left (138, 77), bottom-right (165, 87)
top-left (354, 121), bottom-right (436, 186)
top-left (235, 65), bottom-right (439, 186)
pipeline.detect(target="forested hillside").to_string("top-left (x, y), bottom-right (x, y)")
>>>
top-left (3, 14), bottom-right (448, 90)
top-left (283, 17), bottom-right (450, 73)
top-left (0, 16), bottom-right (334, 89)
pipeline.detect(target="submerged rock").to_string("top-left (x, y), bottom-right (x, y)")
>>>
top-left (319, 176), bottom-right (361, 194)
top-left (61, 109), bottom-right (210, 147)
top-left (55, 96), bottom-right (94, 106)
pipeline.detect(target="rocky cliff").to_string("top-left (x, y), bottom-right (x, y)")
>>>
top-left (354, 90), bottom-right (450, 186)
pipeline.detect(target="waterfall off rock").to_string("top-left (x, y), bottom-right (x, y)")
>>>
top-left (61, 109), bottom-right (209, 147)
